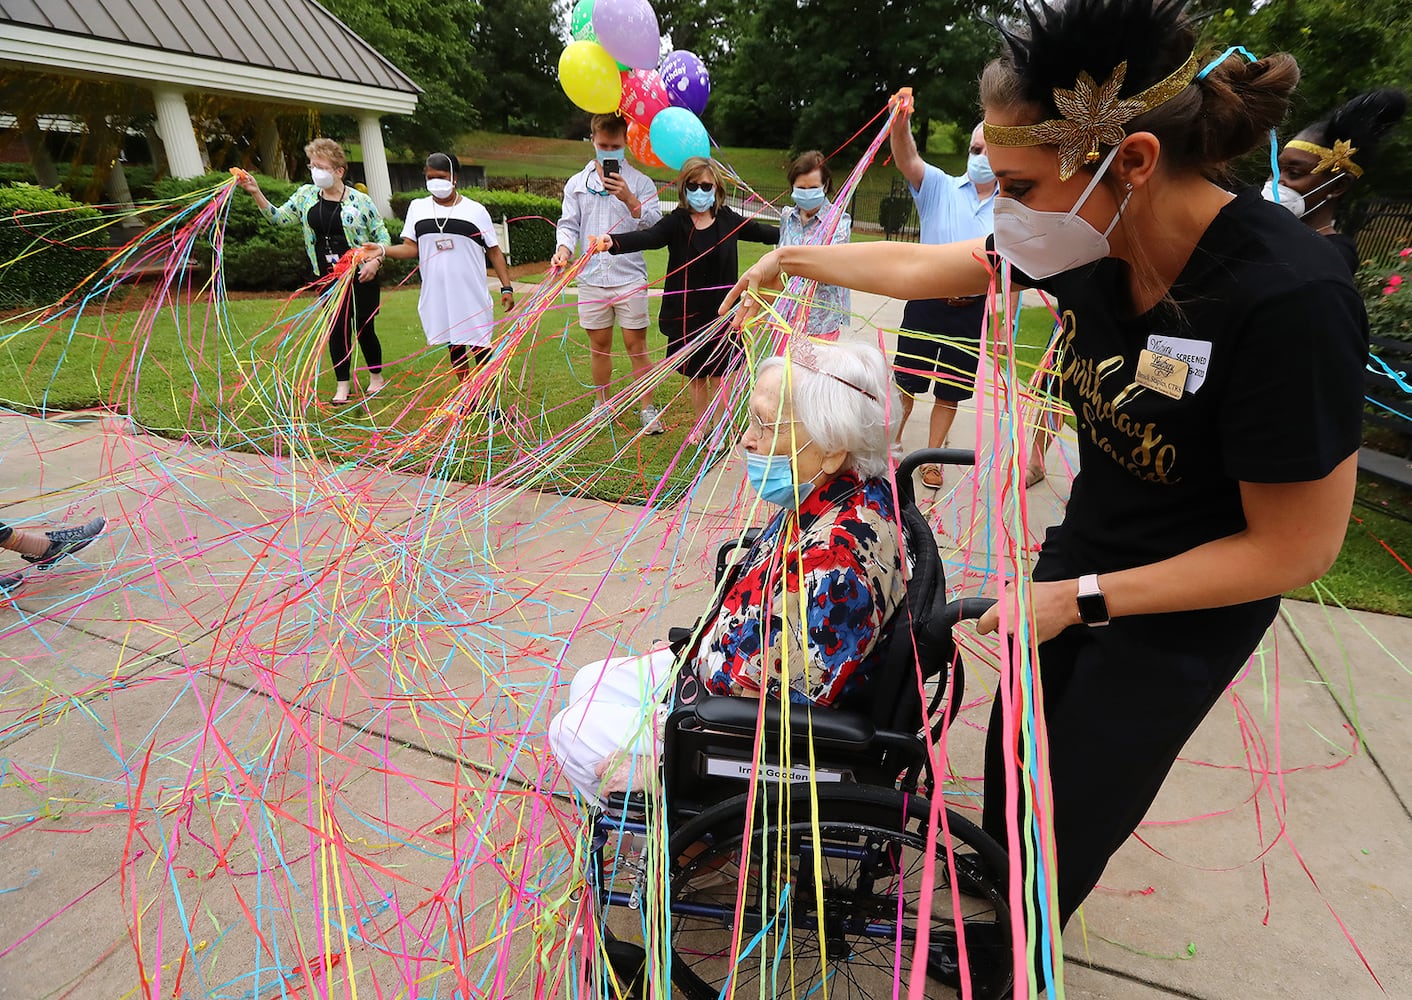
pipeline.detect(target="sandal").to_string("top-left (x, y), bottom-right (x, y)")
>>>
top-left (1025, 463), bottom-right (1047, 488)
top-left (327, 395), bottom-right (352, 407)
top-left (919, 464), bottom-right (944, 489)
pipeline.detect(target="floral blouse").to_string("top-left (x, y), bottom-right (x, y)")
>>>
top-left (261, 183), bottom-right (391, 274)
top-left (692, 469), bottom-right (906, 706)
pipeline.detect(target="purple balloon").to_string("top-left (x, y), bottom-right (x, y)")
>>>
top-left (591, 0), bottom-right (661, 71)
top-left (660, 50), bottom-right (710, 116)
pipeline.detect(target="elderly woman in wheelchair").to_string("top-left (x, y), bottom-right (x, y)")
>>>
top-left (549, 340), bottom-right (1013, 999)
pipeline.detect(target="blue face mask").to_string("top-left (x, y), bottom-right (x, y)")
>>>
top-left (594, 145), bottom-right (621, 167)
top-left (744, 450), bottom-right (812, 506)
top-left (792, 187), bottom-right (826, 212)
top-left (967, 152), bottom-right (994, 185)
top-left (686, 188), bottom-right (715, 212)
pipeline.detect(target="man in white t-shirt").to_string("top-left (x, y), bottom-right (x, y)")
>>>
top-left (376, 153), bottom-right (515, 383)
top-left (551, 114), bottom-right (664, 433)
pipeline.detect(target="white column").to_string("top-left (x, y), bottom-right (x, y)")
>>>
top-left (357, 113), bottom-right (393, 217)
top-left (150, 86), bottom-right (205, 179)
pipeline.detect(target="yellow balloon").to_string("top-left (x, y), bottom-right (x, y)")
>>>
top-left (558, 41), bottom-right (624, 114)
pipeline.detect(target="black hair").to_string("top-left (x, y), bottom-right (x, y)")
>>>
top-left (1302, 89), bottom-right (1407, 173)
top-left (981, 0), bottom-right (1300, 173)
top-left (994, 0), bottom-right (1192, 116)
top-left (425, 152), bottom-right (460, 176)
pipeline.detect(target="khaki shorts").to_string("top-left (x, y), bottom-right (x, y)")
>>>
top-left (577, 283), bottom-right (649, 330)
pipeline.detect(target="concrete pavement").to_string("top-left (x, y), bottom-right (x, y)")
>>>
top-left (0, 291), bottom-right (1408, 999)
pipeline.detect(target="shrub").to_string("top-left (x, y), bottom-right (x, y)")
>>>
top-left (151, 172), bottom-right (421, 291)
top-left (1358, 245), bottom-right (1412, 343)
top-left (0, 183), bottom-right (109, 309)
top-left (389, 186), bottom-right (561, 264)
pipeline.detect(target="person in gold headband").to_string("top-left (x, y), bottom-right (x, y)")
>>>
top-left (723, 0), bottom-right (1368, 982)
top-left (1267, 88), bottom-right (1407, 273)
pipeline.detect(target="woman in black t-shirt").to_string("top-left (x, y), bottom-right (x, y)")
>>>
top-left (723, 0), bottom-right (1368, 983)
top-left (1265, 88), bottom-right (1407, 274)
top-left (595, 157), bottom-right (778, 445)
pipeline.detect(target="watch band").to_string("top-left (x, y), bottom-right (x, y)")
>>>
top-left (1076, 573), bottom-right (1111, 627)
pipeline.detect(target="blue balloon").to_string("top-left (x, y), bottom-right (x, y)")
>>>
top-left (649, 107), bottom-right (710, 170)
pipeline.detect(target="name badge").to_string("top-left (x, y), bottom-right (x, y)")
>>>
top-left (324, 253), bottom-right (341, 264)
top-left (1146, 334), bottom-right (1212, 393)
top-left (435, 238), bottom-right (454, 252)
top-left (1134, 349), bottom-right (1189, 400)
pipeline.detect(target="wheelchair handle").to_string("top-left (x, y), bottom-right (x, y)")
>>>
top-left (897, 448), bottom-right (977, 482)
top-left (934, 597), bottom-right (997, 630)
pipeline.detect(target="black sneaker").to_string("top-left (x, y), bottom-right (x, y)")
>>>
top-left (22, 516), bottom-right (106, 571)
top-left (0, 570), bottom-right (22, 594)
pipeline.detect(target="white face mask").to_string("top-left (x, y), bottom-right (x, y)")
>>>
top-left (311, 166), bottom-right (337, 190)
top-left (1261, 174), bottom-right (1343, 219)
top-left (992, 145), bottom-right (1131, 280)
top-left (1260, 180), bottom-right (1305, 217)
top-left (427, 178), bottom-right (456, 199)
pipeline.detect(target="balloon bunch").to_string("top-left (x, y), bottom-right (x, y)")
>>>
top-left (557, 0), bottom-right (713, 171)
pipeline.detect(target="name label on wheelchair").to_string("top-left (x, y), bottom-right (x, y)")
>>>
top-left (704, 757), bottom-right (849, 784)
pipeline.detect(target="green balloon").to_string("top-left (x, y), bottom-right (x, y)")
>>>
top-left (570, 0), bottom-right (596, 41)
top-left (569, 0), bottom-right (630, 71)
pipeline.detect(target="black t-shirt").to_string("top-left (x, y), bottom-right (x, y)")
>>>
top-left (307, 196), bottom-right (351, 275)
top-left (1325, 232), bottom-right (1359, 276)
top-left (995, 188), bottom-right (1368, 591)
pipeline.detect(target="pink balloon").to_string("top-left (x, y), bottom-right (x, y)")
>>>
top-left (619, 68), bottom-right (670, 126)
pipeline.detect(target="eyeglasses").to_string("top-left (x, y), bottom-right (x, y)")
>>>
top-left (745, 410), bottom-right (797, 435)
top-left (685, 181), bottom-right (715, 192)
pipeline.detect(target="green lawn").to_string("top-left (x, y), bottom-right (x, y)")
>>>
top-left (5, 260), bottom-right (1406, 615)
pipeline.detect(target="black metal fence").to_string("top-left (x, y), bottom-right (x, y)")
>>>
top-left (1350, 197), bottom-right (1412, 263)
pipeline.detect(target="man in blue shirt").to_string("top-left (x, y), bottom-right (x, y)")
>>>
top-left (890, 100), bottom-right (997, 488)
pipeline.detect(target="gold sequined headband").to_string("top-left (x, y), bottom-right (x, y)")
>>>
top-left (984, 52), bottom-right (1201, 181)
top-left (1286, 139), bottom-right (1364, 178)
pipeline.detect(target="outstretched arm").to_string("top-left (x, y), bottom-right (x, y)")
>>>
top-left (721, 238), bottom-right (992, 326)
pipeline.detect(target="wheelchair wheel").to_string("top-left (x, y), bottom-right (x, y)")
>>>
top-left (667, 784), bottom-right (1013, 1000)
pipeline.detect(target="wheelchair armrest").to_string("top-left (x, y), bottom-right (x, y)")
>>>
top-left (602, 789), bottom-right (649, 815)
top-left (693, 695), bottom-right (876, 749)
top-left (714, 530), bottom-right (763, 586)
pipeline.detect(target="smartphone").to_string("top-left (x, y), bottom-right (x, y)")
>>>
top-left (603, 158), bottom-right (621, 177)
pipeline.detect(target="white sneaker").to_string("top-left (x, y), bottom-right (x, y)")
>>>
top-left (640, 405), bottom-right (665, 435)
top-left (589, 403), bottom-right (614, 425)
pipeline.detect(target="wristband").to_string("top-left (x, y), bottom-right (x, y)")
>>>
top-left (500, 286), bottom-right (514, 294)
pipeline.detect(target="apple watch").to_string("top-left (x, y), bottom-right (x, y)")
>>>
top-left (1076, 573), bottom-right (1110, 627)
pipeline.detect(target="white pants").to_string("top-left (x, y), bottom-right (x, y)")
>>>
top-left (547, 648), bottom-right (678, 802)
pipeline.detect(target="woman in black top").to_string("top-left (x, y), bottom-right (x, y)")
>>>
top-left (1267, 88), bottom-right (1407, 274)
top-left (596, 157), bottom-right (777, 445)
top-left (724, 0), bottom-right (1367, 985)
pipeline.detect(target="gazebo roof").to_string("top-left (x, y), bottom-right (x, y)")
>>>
top-left (0, 0), bottom-right (421, 114)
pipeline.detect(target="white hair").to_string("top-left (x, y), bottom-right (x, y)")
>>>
top-left (757, 340), bottom-right (901, 479)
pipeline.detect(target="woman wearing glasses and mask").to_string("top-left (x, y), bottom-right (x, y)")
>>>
top-left (548, 340), bottom-right (905, 803)
top-left (1265, 88), bottom-right (1406, 274)
top-left (724, 0), bottom-right (1368, 970)
top-left (238, 138), bottom-right (390, 406)
top-left (595, 157), bottom-right (779, 445)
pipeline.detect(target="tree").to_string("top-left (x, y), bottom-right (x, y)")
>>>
top-left (472, 0), bottom-right (570, 135)
top-left (707, 0), bottom-right (993, 156)
top-left (320, 0), bottom-right (485, 152)
top-left (1200, 0), bottom-right (1412, 197)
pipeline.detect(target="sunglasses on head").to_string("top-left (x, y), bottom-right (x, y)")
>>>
top-left (685, 181), bottom-right (715, 192)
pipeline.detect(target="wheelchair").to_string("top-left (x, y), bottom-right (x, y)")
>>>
top-left (573, 449), bottom-right (1013, 1000)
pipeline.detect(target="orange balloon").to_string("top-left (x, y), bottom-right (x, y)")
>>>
top-left (626, 120), bottom-right (665, 169)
